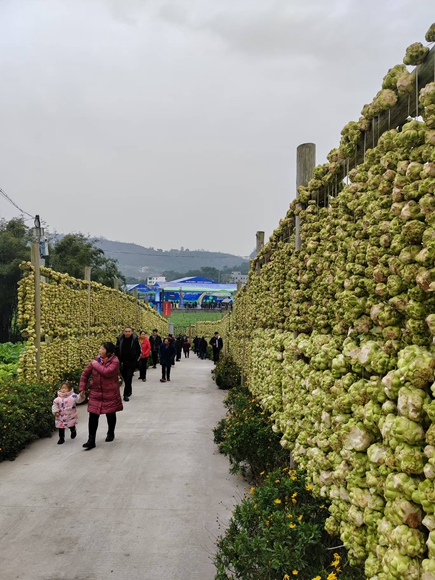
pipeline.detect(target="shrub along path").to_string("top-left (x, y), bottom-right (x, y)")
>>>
top-left (0, 355), bottom-right (242, 580)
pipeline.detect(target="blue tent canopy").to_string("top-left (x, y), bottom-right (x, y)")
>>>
top-left (153, 276), bottom-right (237, 293)
top-left (126, 283), bottom-right (152, 293)
top-left (165, 276), bottom-right (216, 285)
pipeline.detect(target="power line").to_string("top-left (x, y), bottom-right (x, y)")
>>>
top-left (0, 187), bottom-right (34, 219)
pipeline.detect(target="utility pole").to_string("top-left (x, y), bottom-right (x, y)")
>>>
top-left (31, 215), bottom-right (43, 381)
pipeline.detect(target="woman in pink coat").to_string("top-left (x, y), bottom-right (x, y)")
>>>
top-left (79, 341), bottom-right (122, 450)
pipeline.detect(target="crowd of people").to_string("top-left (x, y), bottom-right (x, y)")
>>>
top-left (52, 327), bottom-right (223, 451)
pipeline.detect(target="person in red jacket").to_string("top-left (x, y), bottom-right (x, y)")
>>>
top-left (79, 341), bottom-right (123, 450)
top-left (139, 331), bottom-right (151, 382)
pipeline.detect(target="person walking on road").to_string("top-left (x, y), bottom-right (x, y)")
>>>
top-left (160, 337), bottom-right (176, 382)
top-left (79, 341), bottom-right (123, 450)
top-left (138, 331), bottom-right (151, 382)
top-left (175, 334), bottom-right (183, 361)
top-left (149, 329), bottom-right (162, 368)
top-left (199, 336), bottom-right (208, 360)
top-left (183, 337), bottom-right (190, 358)
top-left (116, 327), bottom-right (141, 401)
top-left (210, 332), bottom-right (223, 363)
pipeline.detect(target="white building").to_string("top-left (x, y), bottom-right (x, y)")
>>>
top-left (230, 272), bottom-right (248, 284)
top-left (147, 276), bottom-right (166, 286)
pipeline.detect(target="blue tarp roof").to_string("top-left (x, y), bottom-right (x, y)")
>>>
top-left (166, 276), bottom-right (217, 284)
top-left (153, 276), bottom-right (236, 292)
top-left (126, 283), bottom-right (152, 292)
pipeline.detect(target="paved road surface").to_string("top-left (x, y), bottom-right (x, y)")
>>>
top-left (0, 355), bottom-right (242, 580)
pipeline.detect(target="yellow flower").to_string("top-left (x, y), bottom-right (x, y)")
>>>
top-left (266, 520), bottom-right (270, 526)
top-left (292, 492), bottom-right (298, 498)
top-left (290, 476), bottom-right (297, 481)
top-left (283, 575), bottom-right (290, 580)
top-left (275, 479), bottom-right (280, 483)
top-left (327, 573), bottom-right (338, 580)
top-left (298, 515), bottom-right (303, 520)
top-left (250, 487), bottom-right (255, 494)
top-left (289, 523), bottom-right (296, 529)
top-left (287, 514), bottom-right (293, 518)
top-left (312, 577), bottom-right (321, 580)
top-left (333, 553), bottom-right (341, 561)
top-left (305, 484), bottom-right (313, 491)
top-left (260, 471), bottom-right (265, 476)
top-left (292, 498), bottom-right (297, 504)
top-left (274, 499), bottom-right (282, 504)
top-left (292, 571), bottom-right (298, 576)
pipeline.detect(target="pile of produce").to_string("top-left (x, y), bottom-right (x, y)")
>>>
top-left (17, 264), bottom-right (167, 383)
top-left (224, 26), bottom-right (435, 580)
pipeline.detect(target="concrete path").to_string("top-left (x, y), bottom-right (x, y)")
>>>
top-left (0, 355), bottom-right (243, 580)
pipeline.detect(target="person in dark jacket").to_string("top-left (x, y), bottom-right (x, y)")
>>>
top-left (199, 336), bottom-right (208, 360)
top-left (169, 334), bottom-right (177, 366)
top-left (175, 335), bottom-right (183, 361)
top-left (210, 332), bottom-right (224, 363)
top-left (149, 329), bottom-right (162, 368)
top-left (159, 338), bottom-right (176, 382)
top-left (116, 327), bottom-right (141, 401)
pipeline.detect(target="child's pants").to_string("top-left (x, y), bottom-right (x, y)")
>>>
top-left (59, 426), bottom-right (76, 438)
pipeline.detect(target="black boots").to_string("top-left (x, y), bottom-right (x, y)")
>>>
top-left (82, 436), bottom-right (96, 450)
top-left (105, 433), bottom-right (115, 442)
top-left (57, 437), bottom-right (65, 445)
top-left (70, 426), bottom-right (77, 439)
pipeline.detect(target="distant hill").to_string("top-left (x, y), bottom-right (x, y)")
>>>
top-left (93, 238), bottom-right (249, 278)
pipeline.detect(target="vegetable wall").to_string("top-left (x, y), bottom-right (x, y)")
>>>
top-left (228, 32), bottom-right (435, 580)
top-left (17, 263), bottom-right (168, 384)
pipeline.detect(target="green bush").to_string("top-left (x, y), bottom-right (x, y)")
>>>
top-left (213, 384), bottom-right (289, 478)
top-left (0, 380), bottom-right (56, 462)
top-left (214, 468), bottom-right (365, 580)
top-left (0, 342), bottom-right (24, 381)
top-left (212, 354), bottom-right (241, 389)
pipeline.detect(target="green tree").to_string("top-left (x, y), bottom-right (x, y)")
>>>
top-left (0, 218), bottom-right (31, 342)
top-left (48, 233), bottom-right (126, 287)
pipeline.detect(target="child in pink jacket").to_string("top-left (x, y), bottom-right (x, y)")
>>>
top-left (52, 381), bottom-right (85, 444)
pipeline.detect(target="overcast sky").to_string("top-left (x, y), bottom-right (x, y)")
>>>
top-left (0, 1), bottom-right (433, 256)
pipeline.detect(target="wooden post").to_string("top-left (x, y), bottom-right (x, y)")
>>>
top-left (188, 324), bottom-right (192, 343)
top-left (295, 143), bottom-right (316, 251)
top-left (114, 279), bottom-right (120, 333)
top-left (31, 243), bottom-right (41, 381)
top-left (240, 319), bottom-right (246, 387)
top-left (236, 281), bottom-right (242, 292)
top-left (255, 231), bottom-right (265, 274)
top-left (85, 267), bottom-right (91, 338)
top-left (134, 288), bottom-right (139, 332)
